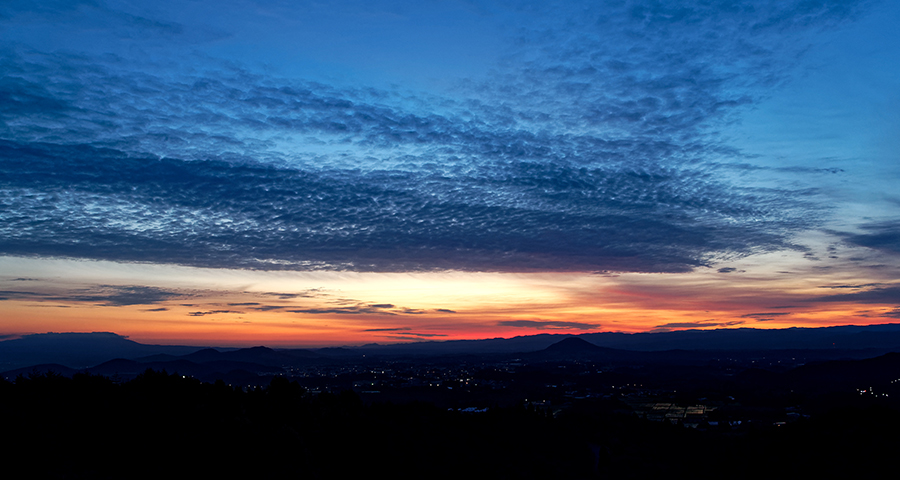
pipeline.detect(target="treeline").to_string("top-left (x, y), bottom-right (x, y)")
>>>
top-left (3, 369), bottom-right (899, 479)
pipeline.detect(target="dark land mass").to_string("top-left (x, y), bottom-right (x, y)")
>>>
top-left (318, 323), bottom-right (900, 356)
top-left (4, 358), bottom-right (900, 479)
top-left (4, 325), bottom-right (900, 478)
top-left (5, 323), bottom-right (900, 371)
top-left (0, 331), bottom-right (206, 371)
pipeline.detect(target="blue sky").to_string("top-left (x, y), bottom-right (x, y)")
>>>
top-left (1, 1), bottom-right (899, 345)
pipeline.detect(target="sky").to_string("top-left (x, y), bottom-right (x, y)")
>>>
top-left (1, 0), bottom-right (899, 347)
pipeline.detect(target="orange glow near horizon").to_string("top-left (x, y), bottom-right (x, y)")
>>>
top-left (1, 255), bottom-right (899, 347)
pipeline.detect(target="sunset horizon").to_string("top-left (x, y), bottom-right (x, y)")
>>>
top-left (4, 253), bottom-right (899, 349)
top-left (3, 1), bottom-right (899, 349)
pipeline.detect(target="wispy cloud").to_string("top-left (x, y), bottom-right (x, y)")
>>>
top-left (284, 302), bottom-right (431, 316)
top-left (814, 285), bottom-right (900, 304)
top-left (387, 333), bottom-right (448, 339)
top-left (651, 320), bottom-right (744, 332)
top-left (498, 320), bottom-right (601, 330)
top-left (0, 284), bottom-right (183, 306)
top-left (838, 222), bottom-right (900, 255)
top-left (819, 283), bottom-right (885, 289)
top-left (287, 306), bottom-right (396, 315)
top-left (187, 310), bottom-right (243, 317)
top-left (740, 312), bottom-right (792, 318)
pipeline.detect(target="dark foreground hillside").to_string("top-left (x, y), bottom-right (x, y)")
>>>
top-left (3, 370), bottom-right (899, 479)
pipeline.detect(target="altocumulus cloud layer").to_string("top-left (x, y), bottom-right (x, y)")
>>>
top-left (0, 0), bottom-right (869, 273)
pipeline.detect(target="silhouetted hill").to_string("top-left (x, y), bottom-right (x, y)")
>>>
top-left (316, 347), bottom-right (364, 357)
top-left (223, 346), bottom-right (283, 364)
top-left (184, 347), bottom-right (226, 362)
top-left (0, 332), bottom-right (203, 370)
top-left (278, 348), bottom-right (326, 359)
top-left (545, 337), bottom-right (605, 353)
top-left (193, 346), bottom-right (325, 366)
top-left (133, 353), bottom-right (180, 363)
top-left (527, 336), bottom-right (626, 361)
top-left (89, 358), bottom-right (143, 375)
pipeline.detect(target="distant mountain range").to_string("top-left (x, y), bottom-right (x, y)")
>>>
top-left (0, 332), bottom-right (202, 371)
top-left (4, 324), bottom-right (900, 377)
top-left (353, 323), bottom-right (900, 355)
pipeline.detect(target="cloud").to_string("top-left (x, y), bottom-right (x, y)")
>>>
top-left (70, 285), bottom-right (183, 306)
top-left (0, 0), bottom-right (216, 45)
top-left (397, 308), bottom-right (426, 315)
top-left (740, 312), bottom-right (796, 322)
top-left (0, 133), bottom-right (815, 273)
top-left (284, 302), bottom-right (429, 316)
top-left (251, 305), bottom-right (287, 312)
top-left (819, 283), bottom-right (885, 289)
top-left (651, 320), bottom-right (744, 332)
top-left (498, 320), bottom-right (601, 330)
top-left (839, 222), bottom-right (900, 255)
top-left (387, 333), bottom-right (448, 339)
top-left (717, 267), bottom-right (737, 273)
top-left (287, 306), bottom-right (396, 316)
top-left (0, 284), bottom-right (182, 306)
top-left (0, 1), bottom-right (868, 274)
top-left (259, 291), bottom-right (326, 299)
top-left (0, 289), bottom-right (51, 300)
top-left (814, 285), bottom-right (900, 304)
top-left (187, 310), bottom-right (242, 316)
